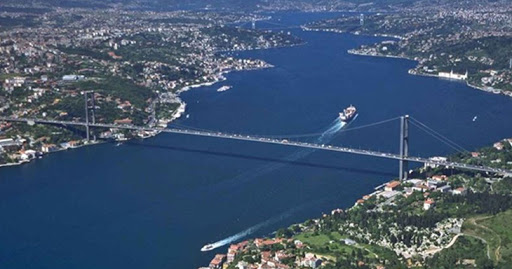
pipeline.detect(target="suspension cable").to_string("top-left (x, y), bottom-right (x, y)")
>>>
top-left (410, 117), bottom-right (469, 152)
top-left (409, 121), bottom-right (464, 153)
top-left (170, 116), bottom-right (400, 140)
top-left (409, 118), bottom-right (468, 153)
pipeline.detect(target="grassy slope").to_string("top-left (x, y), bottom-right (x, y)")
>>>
top-left (462, 209), bottom-right (512, 266)
top-left (480, 210), bottom-right (512, 265)
top-left (427, 235), bottom-right (491, 269)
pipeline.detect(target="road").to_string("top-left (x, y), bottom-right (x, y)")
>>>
top-left (1, 116), bottom-right (512, 176)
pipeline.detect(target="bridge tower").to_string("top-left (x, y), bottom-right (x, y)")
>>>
top-left (83, 91), bottom-right (96, 142)
top-left (399, 115), bottom-right (409, 180)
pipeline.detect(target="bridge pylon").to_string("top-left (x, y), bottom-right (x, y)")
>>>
top-left (83, 91), bottom-right (96, 142)
top-left (399, 115), bottom-right (409, 180)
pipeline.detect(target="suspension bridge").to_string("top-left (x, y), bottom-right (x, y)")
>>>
top-left (234, 19), bottom-right (302, 31)
top-left (1, 111), bottom-right (511, 178)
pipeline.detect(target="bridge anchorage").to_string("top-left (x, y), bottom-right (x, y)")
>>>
top-left (0, 96), bottom-right (511, 178)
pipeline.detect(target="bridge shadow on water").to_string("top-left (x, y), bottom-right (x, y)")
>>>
top-left (119, 140), bottom-right (396, 178)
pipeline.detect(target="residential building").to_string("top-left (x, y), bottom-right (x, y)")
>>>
top-left (424, 199), bottom-right (435, 210)
top-left (209, 254), bottom-right (226, 269)
top-left (437, 185), bottom-right (452, 193)
top-left (385, 181), bottom-right (401, 191)
top-left (41, 144), bottom-right (58, 153)
top-left (453, 187), bottom-right (467, 195)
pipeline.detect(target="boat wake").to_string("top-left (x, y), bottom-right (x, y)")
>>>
top-left (200, 117), bottom-right (358, 251)
top-left (201, 205), bottom-right (303, 251)
top-left (201, 221), bottom-right (266, 252)
top-left (202, 116), bottom-right (356, 196)
top-left (317, 118), bottom-right (345, 142)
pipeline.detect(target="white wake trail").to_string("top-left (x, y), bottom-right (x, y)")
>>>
top-left (203, 208), bottom-right (296, 251)
top-left (208, 117), bottom-right (353, 193)
top-left (201, 117), bottom-right (356, 251)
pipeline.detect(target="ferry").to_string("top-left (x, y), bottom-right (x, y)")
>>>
top-left (201, 244), bottom-right (215, 252)
top-left (339, 105), bottom-right (357, 122)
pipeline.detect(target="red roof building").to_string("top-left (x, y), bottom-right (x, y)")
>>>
top-left (209, 254), bottom-right (226, 269)
top-left (385, 181), bottom-right (401, 191)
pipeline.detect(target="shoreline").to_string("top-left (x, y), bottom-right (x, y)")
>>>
top-left (0, 140), bottom-right (104, 169)
top-left (346, 49), bottom-right (512, 98)
top-left (302, 26), bottom-right (404, 40)
top-left (306, 25), bottom-right (511, 99)
top-left (0, 52), bottom-right (277, 169)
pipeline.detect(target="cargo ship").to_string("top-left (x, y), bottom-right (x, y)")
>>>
top-left (339, 105), bottom-right (357, 122)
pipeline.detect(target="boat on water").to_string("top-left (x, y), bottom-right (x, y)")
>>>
top-left (201, 244), bottom-right (215, 252)
top-left (472, 116), bottom-right (478, 122)
top-left (217, 85), bottom-right (232, 92)
top-left (339, 105), bottom-right (357, 122)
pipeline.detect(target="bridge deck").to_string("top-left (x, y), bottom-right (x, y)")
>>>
top-left (1, 116), bottom-right (511, 175)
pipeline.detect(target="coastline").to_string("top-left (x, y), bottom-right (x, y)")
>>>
top-left (306, 25), bottom-right (511, 99)
top-left (346, 49), bottom-right (512, 98)
top-left (0, 140), bottom-right (104, 169)
top-left (0, 54), bottom-right (276, 169)
top-left (302, 26), bottom-right (404, 40)
top-left (198, 135), bottom-right (512, 268)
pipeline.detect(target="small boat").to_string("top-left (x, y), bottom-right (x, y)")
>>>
top-left (115, 142), bottom-right (123, 147)
top-left (472, 116), bottom-right (477, 122)
top-left (217, 85), bottom-right (232, 92)
top-left (186, 114), bottom-right (190, 119)
top-left (201, 244), bottom-right (215, 252)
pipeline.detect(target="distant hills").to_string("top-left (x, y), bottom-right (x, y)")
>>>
top-left (1, 0), bottom-right (509, 11)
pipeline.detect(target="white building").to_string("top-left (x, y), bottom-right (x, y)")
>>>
top-left (62, 75), bottom-right (85, 81)
top-left (424, 199), bottom-right (435, 210)
top-left (20, 150), bottom-right (37, 161)
top-left (424, 156), bottom-right (448, 169)
top-left (453, 187), bottom-right (467, 195)
top-left (438, 70), bottom-right (468, 81)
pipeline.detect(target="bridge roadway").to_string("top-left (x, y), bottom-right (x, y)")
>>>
top-left (2, 116), bottom-right (511, 175)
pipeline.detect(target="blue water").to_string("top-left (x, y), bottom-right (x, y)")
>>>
top-left (1, 12), bottom-right (512, 269)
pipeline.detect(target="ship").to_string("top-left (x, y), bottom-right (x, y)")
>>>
top-left (339, 105), bottom-right (357, 122)
top-left (201, 244), bottom-right (215, 252)
top-left (217, 85), bottom-right (232, 92)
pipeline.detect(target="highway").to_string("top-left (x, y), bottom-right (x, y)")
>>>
top-left (1, 116), bottom-right (511, 175)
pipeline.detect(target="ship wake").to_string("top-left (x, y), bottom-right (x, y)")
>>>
top-left (236, 117), bottom-right (347, 178)
top-left (202, 206), bottom-right (303, 251)
top-left (201, 117), bottom-right (357, 251)
top-left (204, 116), bottom-right (356, 195)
